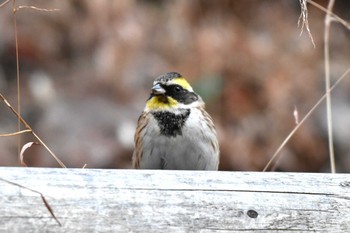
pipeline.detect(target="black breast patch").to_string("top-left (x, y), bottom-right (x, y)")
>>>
top-left (151, 109), bottom-right (191, 137)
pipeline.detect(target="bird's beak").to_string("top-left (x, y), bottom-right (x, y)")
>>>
top-left (151, 83), bottom-right (166, 95)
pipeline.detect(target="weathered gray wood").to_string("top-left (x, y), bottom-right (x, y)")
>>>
top-left (0, 168), bottom-right (349, 232)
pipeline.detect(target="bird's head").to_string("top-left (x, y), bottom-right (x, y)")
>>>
top-left (145, 72), bottom-right (202, 111)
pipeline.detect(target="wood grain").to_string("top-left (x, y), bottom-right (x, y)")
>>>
top-left (0, 167), bottom-right (349, 232)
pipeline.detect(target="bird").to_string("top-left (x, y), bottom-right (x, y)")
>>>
top-left (132, 72), bottom-right (219, 170)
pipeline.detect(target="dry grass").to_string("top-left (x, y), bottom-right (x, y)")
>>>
top-left (0, 0), bottom-right (65, 167)
top-left (0, 1), bottom-right (350, 172)
top-left (264, 0), bottom-right (350, 172)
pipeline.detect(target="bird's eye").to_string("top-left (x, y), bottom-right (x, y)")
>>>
top-left (174, 86), bottom-right (182, 92)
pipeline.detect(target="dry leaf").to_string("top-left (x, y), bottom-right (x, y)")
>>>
top-left (20, 142), bottom-right (40, 166)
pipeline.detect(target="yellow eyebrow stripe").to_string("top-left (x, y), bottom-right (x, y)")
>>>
top-left (173, 77), bottom-right (192, 91)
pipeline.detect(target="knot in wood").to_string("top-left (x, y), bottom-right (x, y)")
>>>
top-left (247, 209), bottom-right (258, 218)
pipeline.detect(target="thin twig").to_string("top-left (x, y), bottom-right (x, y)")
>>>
top-left (17, 5), bottom-right (60, 12)
top-left (0, 93), bottom-right (67, 168)
top-left (6, 0), bottom-right (65, 168)
top-left (0, 93), bottom-right (31, 129)
top-left (12, 0), bottom-right (22, 166)
top-left (324, 0), bottom-right (336, 173)
top-left (263, 68), bottom-right (350, 172)
top-left (307, 0), bottom-right (350, 30)
top-left (0, 129), bottom-right (32, 137)
top-left (32, 131), bottom-right (66, 168)
top-left (0, 0), bottom-right (11, 8)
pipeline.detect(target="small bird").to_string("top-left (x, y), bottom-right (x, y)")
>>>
top-left (132, 72), bottom-right (219, 170)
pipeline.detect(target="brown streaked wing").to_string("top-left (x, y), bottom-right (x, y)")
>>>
top-left (132, 112), bottom-right (149, 168)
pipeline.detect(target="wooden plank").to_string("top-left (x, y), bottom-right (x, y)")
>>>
top-left (0, 167), bottom-right (349, 232)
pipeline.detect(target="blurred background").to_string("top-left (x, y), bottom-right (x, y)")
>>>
top-left (0, 0), bottom-right (349, 171)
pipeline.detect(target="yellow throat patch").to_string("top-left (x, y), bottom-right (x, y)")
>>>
top-left (146, 95), bottom-right (178, 110)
